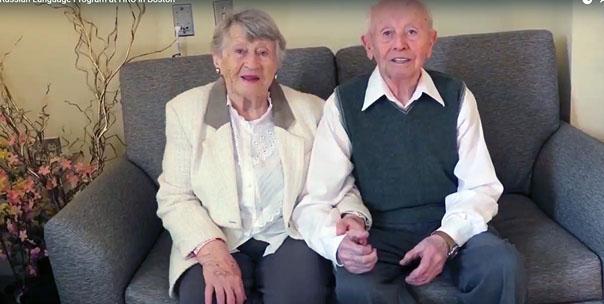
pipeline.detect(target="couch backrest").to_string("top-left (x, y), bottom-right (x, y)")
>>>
top-left (120, 47), bottom-right (336, 183)
top-left (121, 30), bottom-right (561, 195)
top-left (336, 30), bottom-right (560, 194)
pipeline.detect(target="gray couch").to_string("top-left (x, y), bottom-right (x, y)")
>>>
top-left (45, 30), bottom-right (604, 304)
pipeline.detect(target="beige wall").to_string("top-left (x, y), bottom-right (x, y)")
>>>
top-left (0, 0), bottom-right (601, 156)
top-left (570, 2), bottom-right (604, 141)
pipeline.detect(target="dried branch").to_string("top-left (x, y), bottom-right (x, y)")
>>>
top-left (51, 3), bottom-right (174, 173)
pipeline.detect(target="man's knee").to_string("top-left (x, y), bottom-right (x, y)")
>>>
top-left (462, 233), bottom-right (525, 283)
top-left (481, 242), bottom-right (525, 284)
top-left (335, 268), bottom-right (389, 303)
top-left (458, 236), bottom-right (527, 303)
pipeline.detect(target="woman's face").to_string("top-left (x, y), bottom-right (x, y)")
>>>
top-left (213, 24), bottom-right (279, 102)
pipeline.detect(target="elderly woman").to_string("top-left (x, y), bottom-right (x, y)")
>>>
top-left (156, 8), bottom-right (331, 304)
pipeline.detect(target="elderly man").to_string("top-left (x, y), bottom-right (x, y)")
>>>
top-left (293, 0), bottom-right (526, 303)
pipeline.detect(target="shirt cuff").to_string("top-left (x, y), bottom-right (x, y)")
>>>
top-left (188, 238), bottom-right (226, 259)
top-left (325, 234), bottom-right (346, 267)
top-left (438, 213), bottom-right (487, 247)
top-left (341, 211), bottom-right (370, 230)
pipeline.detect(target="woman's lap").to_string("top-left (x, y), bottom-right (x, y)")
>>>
top-left (176, 237), bottom-right (332, 304)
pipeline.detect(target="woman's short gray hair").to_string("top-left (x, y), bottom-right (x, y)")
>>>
top-left (211, 9), bottom-right (287, 65)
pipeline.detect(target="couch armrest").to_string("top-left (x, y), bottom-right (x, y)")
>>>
top-left (532, 122), bottom-right (604, 280)
top-left (45, 158), bottom-right (162, 304)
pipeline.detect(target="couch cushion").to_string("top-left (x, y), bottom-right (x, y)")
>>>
top-left (126, 231), bottom-right (175, 304)
top-left (335, 30), bottom-right (560, 195)
top-left (120, 47), bottom-right (336, 182)
top-left (492, 194), bottom-right (602, 303)
top-left (410, 194), bottom-right (602, 304)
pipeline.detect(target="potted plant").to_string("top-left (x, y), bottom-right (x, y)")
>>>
top-left (1, 3), bottom-right (173, 302)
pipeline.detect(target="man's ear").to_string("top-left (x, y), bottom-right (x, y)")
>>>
top-left (426, 30), bottom-right (438, 59)
top-left (361, 34), bottom-right (374, 61)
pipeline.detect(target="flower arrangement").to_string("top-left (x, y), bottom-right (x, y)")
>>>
top-left (0, 3), bottom-right (173, 298)
top-left (0, 47), bottom-right (99, 293)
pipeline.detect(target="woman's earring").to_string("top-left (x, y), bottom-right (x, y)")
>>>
top-left (215, 67), bottom-right (221, 74)
top-left (274, 73), bottom-right (278, 80)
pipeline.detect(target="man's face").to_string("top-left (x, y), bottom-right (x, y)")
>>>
top-left (362, 3), bottom-right (437, 85)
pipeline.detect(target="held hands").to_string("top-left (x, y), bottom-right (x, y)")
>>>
top-left (196, 239), bottom-right (246, 304)
top-left (399, 234), bottom-right (449, 286)
top-left (336, 214), bottom-right (378, 274)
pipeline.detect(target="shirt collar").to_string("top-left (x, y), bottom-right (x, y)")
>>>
top-left (227, 95), bottom-right (273, 125)
top-left (362, 67), bottom-right (445, 111)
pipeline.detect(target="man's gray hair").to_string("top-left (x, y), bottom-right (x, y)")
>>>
top-left (366, 0), bottom-right (434, 33)
top-left (211, 9), bottom-right (287, 64)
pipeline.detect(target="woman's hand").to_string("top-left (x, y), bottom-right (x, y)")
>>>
top-left (196, 239), bottom-right (246, 304)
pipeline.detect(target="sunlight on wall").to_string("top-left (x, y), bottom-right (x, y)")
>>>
top-left (570, 2), bottom-right (604, 141)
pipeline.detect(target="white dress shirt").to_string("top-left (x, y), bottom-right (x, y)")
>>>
top-left (294, 67), bottom-right (504, 264)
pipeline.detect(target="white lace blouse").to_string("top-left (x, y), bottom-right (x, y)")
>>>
top-left (227, 97), bottom-right (288, 256)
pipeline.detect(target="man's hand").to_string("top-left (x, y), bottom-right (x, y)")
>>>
top-left (336, 215), bottom-right (377, 274)
top-left (399, 234), bottom-right (449, 286)
top-left (196, 240), bottom-right (246, 304)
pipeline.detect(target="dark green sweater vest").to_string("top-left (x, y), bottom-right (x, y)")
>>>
top-left (336, 71), bottom-right (464, 225)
